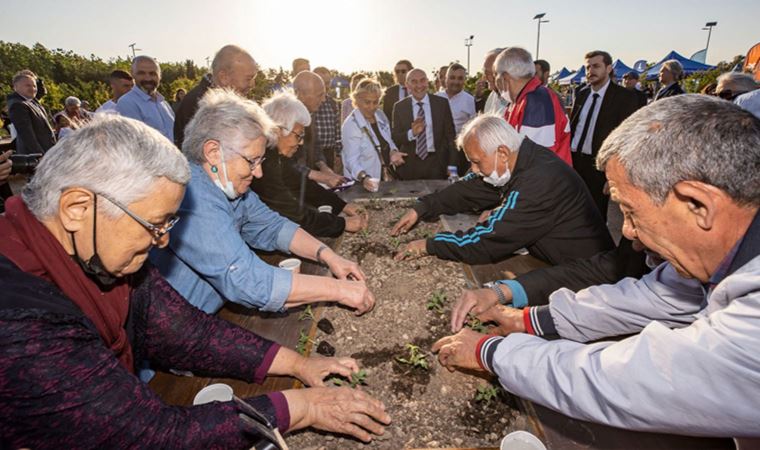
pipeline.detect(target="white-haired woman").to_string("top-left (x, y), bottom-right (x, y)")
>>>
top-left (253, 91), bottom-right (367, 238)
top-left (0, 115), bottom-right (390, 447)
top-left (655, 59), bottom-right (685, 100)
top-left (341, 78), bottom-right (406, 191)
top-left (151, 89), bottom-right (375, 316)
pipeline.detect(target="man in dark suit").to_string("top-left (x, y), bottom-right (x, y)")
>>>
top-left (622, 71), bottom-right (648, 108)
top-left (391, 68), bottom-right (456, 180)
top-left (6, 71), bottom-right (55, 155)
top-left (381, 59), bottom-right (413, 121)
top-left (570, 51), bottom-right (640, 216)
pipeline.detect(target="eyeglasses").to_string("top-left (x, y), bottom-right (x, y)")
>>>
top-left (281, 126), bottom-right (305, 144)
top-left (716, 90), bottom-right (737, 101)
top-left (98, 193), bottom-right (179, 242)
top-left (235, 152), bottom-right (266, 171)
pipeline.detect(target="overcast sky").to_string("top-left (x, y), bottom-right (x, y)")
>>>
top-left (3, 0), bottom-right (758, 76)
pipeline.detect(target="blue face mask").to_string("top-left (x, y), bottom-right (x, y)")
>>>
top-left (482, 151), bottom-right (511, 187)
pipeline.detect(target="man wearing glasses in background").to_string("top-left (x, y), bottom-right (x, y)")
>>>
top-left (382, 59), bottom-right (414, 124)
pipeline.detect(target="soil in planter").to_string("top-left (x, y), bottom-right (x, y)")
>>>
top-left (287, 200), bottom-right (529, 450)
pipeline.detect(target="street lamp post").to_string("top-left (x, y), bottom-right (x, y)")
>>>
top-left (464, 35), bottom-right (475, 75)
top-left (533, 13), bottom-right (549, 59)
top-left (128, 43), bottom-right (141, 58)
top-left (702, 21), bottom-right (717, 64)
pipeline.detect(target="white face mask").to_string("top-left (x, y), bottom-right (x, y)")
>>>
top-left (212, 145), bottom-right (238, 200)
top-left (482, 150), bottom-right (511, 187)
top-left (500, 88), bottom-right (512, 104)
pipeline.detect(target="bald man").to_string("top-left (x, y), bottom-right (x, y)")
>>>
top-left (390, 68), bottom-right (456, 180)
top-left (173, 44), bottom-right (258, 147)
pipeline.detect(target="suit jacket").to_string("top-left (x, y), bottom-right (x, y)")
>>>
top-left (6, 92), bottom-right (55, 154)
top-left (391, 94), bottom-right (456, 180)
top-left (173, 74), bottom-right (212, 148)
top-left (654, 82), bottom-right (684, 101)
top-left (381, 84), bottom-right (405, 123)
top-left (570, 81), bottom-right (641, 157)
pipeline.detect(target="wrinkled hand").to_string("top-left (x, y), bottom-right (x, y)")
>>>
top-left (322, 250), bottom-right (366, 281)
top-left (432, 328), bottom-right (487, 372)
top-left (451, 287), bottom-right (510, 332)
top-left (0, 151), bottom-right (12, 184)
top-left (337, 280), bottom-right (376, 315)
top-left (411, 118), bottom-right (425, 136)
top-left (342, 203), bottom-right (364, 217)
top-left (362, 177), bottom-right (379, 192)
top-left (391, 209), bottom-right (419, 235)
top-left (477, 304), bottom-right (525, 336)
top-left (390, 151), bottom-right (407, 167)
top-left (324, 172), bottom-right (348, 188)
top-left (285, 387), bottom-right (392, 442)
top-left (344, 214), bottom-right (368, 233)
top-left (294, 355), bottom-right (361, 387)
top-left (478, 208), bottom-right (492, 223)
top-left (394, 239), bottom-right (427, 261)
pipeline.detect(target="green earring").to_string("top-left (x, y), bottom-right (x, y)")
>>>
top-left (211, 165), bottom-right (218, 173)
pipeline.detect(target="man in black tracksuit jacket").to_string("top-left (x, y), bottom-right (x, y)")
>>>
top-left (397, 137), bottom-right (614, 265)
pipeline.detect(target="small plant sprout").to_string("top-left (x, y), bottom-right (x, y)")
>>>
top-left (298, 305), bottom-right (315, 322)
top-left (475, 383), bottom-right (501, 406)
top-left (389, 236), bottom-right (401, 249)
top-left (396, 343), bottom-right (430, 370)
top-left (465, 314), bottom-right (488, 333)
top-left (426, 290), bottom-right (447, 313)
top-left (295, 329), bottom-right (315, 355)
top-left (328, 369), bottom-right (368, 388)
top-left (359, 228), bottom-right (370, 239)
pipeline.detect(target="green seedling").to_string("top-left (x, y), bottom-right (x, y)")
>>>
top-left (329, 369), bottom-right (368, 388)
top-left (359, 228), bottom-right (370, 239)
top-left (475, 383), bottom-right (501, 406)
top-left (426, 290), bottom-right (447, 313)
top-left (298, 305), bottom-right (315, 322)
top-left (389, 236), bottom-right (401, 249)
top-left (465, 314), bottom-right (488, 333)
top-left (396, 343), bottom-right (430, 370)
top-left (295, 329), bottom-right (315, 355)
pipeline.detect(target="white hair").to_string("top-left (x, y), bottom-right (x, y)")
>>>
top-left (131, 55), bottom-right (160, 74)
top-left (261, 90), bottom-right (312, 134)
top-left (457, 114), bottom-right (524, 154)
top-left (23, 115), bottom-right (190, 219)
top-left (716, 72), bottom-right (758, 95)
top-left (64, 96), bottom-right (81, 107)
top-left (485, 47), bottom-right (505, 58)
top-left (495, 47), bottom-right (536, 79)
top-left (597, 94), bottom-right (760, 206)
top-left (182, 88), bottom-right (278, 164)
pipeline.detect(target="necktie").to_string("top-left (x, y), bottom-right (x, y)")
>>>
top-left (415, 102), bottom-right (428, 160)
top-left (576, 93), bottom-right (598, 154)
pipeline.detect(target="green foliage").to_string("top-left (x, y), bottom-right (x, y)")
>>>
top-left (426, 290), bottom-right (447, 313)
top-left (396, 343), bottom-right (429, 370)
top-left (465, 314), bottom-right (488, 333)
top-left (475, 383), bottom-right (501, 406)
top-left (298, 305), bottom-right (315, 322)
top-left (329, 369), bottom-right (368, 388)
top-left (296, 329), bottom-right (314, 355)
top-left (388, 236), bottom-right (401, 249)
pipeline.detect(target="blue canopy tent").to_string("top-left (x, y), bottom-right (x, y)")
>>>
top-left (552, 67), bottom-right (572, 83)
top-left (612, 59), bottom-right (637, 80)
top-left (645, 51), bottom-right (715, 80)
top-left (558, 66), bottom-right (585, 85)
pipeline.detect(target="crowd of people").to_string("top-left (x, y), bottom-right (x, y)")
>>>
top-left (1, 41), bottom-right (759, 448)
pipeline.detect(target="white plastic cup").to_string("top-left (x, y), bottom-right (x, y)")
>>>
top-left (278, 258), bottom-right (302, 273)
top-left (500, 431), bottom-right (547, 450)
top-left (366, 177), bottom-right (380, 192)
top-left (318, 205), bottom-right (333, 214)
top-left (193, 383), bottom-right (234, 405)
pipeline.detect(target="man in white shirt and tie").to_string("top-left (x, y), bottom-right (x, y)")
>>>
top-left (436, 63), bottom-right (476, 174)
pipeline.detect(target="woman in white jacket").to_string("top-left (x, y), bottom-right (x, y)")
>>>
top-left (341, 79), bottom-right (406, 191)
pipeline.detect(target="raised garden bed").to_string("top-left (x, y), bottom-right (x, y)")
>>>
top-left (288, 199), bottom-right (529, 450)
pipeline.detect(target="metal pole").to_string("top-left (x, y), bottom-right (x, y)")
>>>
top-left (705, 27), bottom-right (712, 62)
top-left (536, 20), bottom-right (541, 59)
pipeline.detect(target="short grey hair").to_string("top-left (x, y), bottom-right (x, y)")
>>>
top-left (12, 70), bottom-right (36, 85)
top-left (211, 44), bottom-right (258, 78)
top-left (131, 55), bottom-right (160, 74)
top-left (64, 96), bottom-right (81, 107)
top-left (457, 114), bottom-right (524, 154)
top-left (262, 90), bottom-right (312, 134)
top-left (485, 47), bottom-right (505, 59)
top-left (597, 94), bottom-right (760, 207)
top-left (23, 115), bottom-right (190, 219)
top-left (182, 88), bottom-right (277, 164)
top-left (660, 59), bottom-right (683, 81)
top-left (716, 72), bottom-right (758, 95)
top-left (495, 47), bottom-right (536, 79)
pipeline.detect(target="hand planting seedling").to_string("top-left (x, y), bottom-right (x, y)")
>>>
top-left (474, 383), bottom-right (501, 406)
top-left (295, 329), bottom-right (315, 355)
top-left (329, 368), bottom-right (368, 388)
top-left (465, 314), bottom-right (488, 333)
top-left (396, 343), bottom-right (430, 370)
top-left (426, 290), bottom-right (447, 313)
top-left (298, 305), bottom-right (315, 322)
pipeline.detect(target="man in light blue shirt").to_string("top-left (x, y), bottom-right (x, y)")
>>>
top-left (117, 55), bottom-right (175, 141)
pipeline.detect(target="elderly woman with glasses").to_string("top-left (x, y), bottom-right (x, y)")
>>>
top-left (0, 115), bottom-right (391, 448)
top-left (251, 91), bottom-right (367, 238)
top-left (151, 89), bottom-right (375, 317)
top-left (342, 78), bottom-right (405, 191)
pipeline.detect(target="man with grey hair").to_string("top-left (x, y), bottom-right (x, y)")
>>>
top-left (474, 48), bottom-right (508, 115)
top-left (715, 71), bottom-right (758, 101)
top-left (433, 95), bottom-right (760, 441)
top-left (117, 55), bottom-right (175, 141)
top-left (173, 44), bottom-right (259, 147)
top-left (392, 114), bottom-right (612, 266)
top-left (495, 47), bottom-right (572, 166)
top-left (6, 70), bottom-right (56, 154)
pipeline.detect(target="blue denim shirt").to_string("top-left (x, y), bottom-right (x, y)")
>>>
top-left (151, 163), bottom-right (299, 313)
top-left (116, 86), bottom-right (175, 141)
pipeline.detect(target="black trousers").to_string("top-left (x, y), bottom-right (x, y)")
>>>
top-left (573, 152), bottom-right (608, 218)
